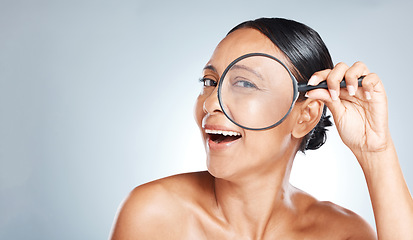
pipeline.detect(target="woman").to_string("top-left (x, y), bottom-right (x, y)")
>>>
top-left (110, 18), bottom-right (413, 239)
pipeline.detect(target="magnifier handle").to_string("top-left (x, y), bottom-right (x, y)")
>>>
top-left (298, 76), bottom-right (364, 92)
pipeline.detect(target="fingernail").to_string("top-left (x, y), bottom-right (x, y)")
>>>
top-left (305, 92), bottom-right (309, 98)
top-left (365, 91), bottom-right (372, 100)
top-left (307, 76), bottom-right (318, 86)
top-left (348, 85), bottom-right (356, 96)
top-left (329, 89), bottom-right (338, 101)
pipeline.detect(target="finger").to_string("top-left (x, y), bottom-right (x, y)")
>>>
top-left (361, 72), bottom-right (385, 101)
top-left (307, 69), bottom-right (332, 86)
top-left (344, 61), bottom-right (370, 96)
top-left (305, 88), bottom-right (331, 102)
top-left (326, 62), bottom-right (349, 101)
top-left (306, 88), bottom-right (346, 121)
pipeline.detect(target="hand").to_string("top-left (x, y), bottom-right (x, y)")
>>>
top-left (305, 62), bottom-right (390, 158)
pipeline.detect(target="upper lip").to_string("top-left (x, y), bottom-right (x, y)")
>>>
top-left (203, 124), bottom-right (242, 136)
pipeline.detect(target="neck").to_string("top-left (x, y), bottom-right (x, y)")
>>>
top-left (213, 154), bottom-right (296, 239)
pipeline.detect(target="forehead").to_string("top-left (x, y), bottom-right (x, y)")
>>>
top-left (206, 28), bottom-right (287, 74)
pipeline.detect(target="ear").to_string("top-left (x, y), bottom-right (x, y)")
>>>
top-left (292, 99), bottom-right (324, 139)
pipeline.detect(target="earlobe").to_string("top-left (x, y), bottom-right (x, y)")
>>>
top-left (292, 100), bottom-right (324, 139)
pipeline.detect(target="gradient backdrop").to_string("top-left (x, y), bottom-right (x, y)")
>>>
top-left (1, 0), bottom-right (412, 239)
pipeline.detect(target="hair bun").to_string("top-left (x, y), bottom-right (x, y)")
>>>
top-left (304, 107), bottom-right (333, 151)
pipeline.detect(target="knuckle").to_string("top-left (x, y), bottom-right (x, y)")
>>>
top-left (344, 70), bottom-right (358, 80)
top-left (335, 62), bottom-right (349, 68)
top-left (362, 73), bottom-right (379, 86)
top-left (353, 61), bottom-right (365, 66)
top-left (368, 72), bottom-right (378, 78)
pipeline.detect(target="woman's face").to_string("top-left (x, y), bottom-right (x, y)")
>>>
top-left (194, 28), bottom-right (300, 180)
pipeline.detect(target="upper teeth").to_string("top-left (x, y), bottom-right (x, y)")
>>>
top-left (205, 129), bottom-right (241, 136)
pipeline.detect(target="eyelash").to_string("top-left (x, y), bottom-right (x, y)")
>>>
top-left (199, 77), bottom-right (217, 87)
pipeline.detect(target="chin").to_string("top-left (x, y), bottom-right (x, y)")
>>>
top-left (206, 155), bottom-right (236, 180)
top-left (206, 155), bottom-right (255, 181)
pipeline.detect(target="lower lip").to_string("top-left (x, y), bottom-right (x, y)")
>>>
top-left (207, 137), bottom-right (241, 151)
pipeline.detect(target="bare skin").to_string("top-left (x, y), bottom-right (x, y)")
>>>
top-left (111, 172), bottom-right (375, 239)
top-left (110, 28), bottom-right (413, 239)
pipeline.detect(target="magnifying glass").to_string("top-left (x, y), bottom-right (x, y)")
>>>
top-left (217, 53), bottom-right (363, 131)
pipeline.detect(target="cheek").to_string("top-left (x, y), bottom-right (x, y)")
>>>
top-left (243, 123), bottom-right (293, 159)
top-left (246, 130), bottom-right (287, 149)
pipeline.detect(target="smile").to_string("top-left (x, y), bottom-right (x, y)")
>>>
top-left (205, 129), bottom-right (242, 144)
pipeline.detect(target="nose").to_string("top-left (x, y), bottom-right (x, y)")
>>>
top-left (203, 87), bottom-right (222, 115)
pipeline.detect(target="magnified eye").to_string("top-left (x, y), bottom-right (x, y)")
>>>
top-left (233, 79), bottom-right (258, 89)
top-left (200, 78), bottom-right (217, 87)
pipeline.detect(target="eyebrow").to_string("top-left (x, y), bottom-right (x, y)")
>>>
top-left (202, 64), bottom-right (264, 81)
top-left (230, 64), bottom-right (264, 81)
top-left (203, 64), bottom-right (218, 73)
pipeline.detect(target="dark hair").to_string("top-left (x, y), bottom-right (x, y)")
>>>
top-left (228, 17), bottom-right (333, 152)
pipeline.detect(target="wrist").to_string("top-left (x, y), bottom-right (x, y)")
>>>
top-left (353, 138), bottom-right (397, 174)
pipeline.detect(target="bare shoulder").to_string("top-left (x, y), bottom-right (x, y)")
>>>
top-left (110, 171), bottom-right (214, 240)
top-left (293, 188), bottom-right (377, 239)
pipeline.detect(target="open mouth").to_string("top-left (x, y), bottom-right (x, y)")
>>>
top-left (205, 129), bottom-right (242, 144)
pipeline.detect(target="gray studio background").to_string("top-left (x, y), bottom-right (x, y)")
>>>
top-left (1, 0), bottom-right (412, 239)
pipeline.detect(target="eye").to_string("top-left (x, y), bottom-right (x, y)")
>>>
top-left (199, 78), bottom-right (217, 87)
top-left (233, 79), bottom-right (258, 89)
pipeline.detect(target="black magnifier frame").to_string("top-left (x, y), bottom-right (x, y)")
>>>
top-left (217, 52), bottom-right (364, 131)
